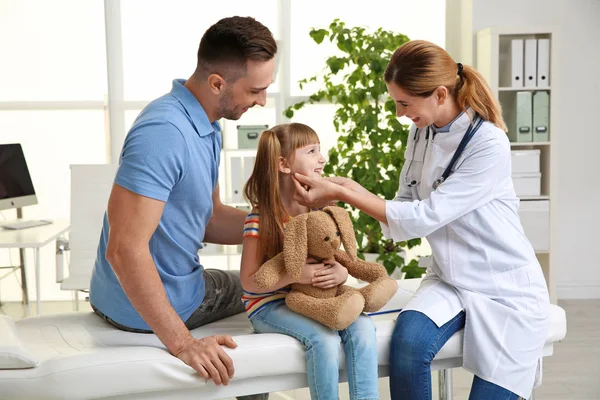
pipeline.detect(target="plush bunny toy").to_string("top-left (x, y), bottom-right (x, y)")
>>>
top-left (253, 206), bottom-right (398, 330)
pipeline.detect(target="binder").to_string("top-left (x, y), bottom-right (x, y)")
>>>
top-left (510, 39), bottom-right (524, 88)
top-left (532, 91), bottom-right (550, 142)
top-left (524, 39), bottom-right (537, 88)
top-left (243, 156), bottom-right (255, 185)
top-left (537, 39), bottom-right (550, 87)
top-left (506, 91), bottom-right (533, 142)
top-left (230, 156), bottom-right (243, 203)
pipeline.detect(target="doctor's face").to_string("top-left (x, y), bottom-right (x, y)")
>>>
top-left (386, 82), bottom-right (441, 129)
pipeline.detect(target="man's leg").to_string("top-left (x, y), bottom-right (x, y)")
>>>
top-left (185, 269), bottom-right (246, 329)
top-left (186, 269), bottom-right (268, 400)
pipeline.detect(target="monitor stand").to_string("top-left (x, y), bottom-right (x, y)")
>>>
top-left (16, 208), bottom-right (28, 305)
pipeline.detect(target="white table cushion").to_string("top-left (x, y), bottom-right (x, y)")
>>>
top-left (0, 315), bottom-right (38, 369)
top-left (0, 279), bottom-right (567, 400)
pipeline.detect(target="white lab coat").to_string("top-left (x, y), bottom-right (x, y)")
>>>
top-left (381, 110), bottom-right (550, 398)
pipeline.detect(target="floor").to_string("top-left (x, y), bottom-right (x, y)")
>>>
top-left (1, 299), bottom-right (598, 400)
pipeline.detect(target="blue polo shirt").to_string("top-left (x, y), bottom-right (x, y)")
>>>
top-left (90, 79), bottom-right (222, 330)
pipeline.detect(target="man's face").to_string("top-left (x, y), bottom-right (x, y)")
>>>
top-left (218, 58), bottom-right (275, 120)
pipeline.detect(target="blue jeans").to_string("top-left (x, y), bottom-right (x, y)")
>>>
top-left (251, 300), bottom-right (379, 400)
top-left (389, 310), bottom-right (519, 400)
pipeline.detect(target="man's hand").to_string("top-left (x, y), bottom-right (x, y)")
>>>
top-left (312, 259), bottom-right (348, 289)
top-left (296, 257), bottom-right (326, 285)
top-left (174, 335), bottom-right (238, 385)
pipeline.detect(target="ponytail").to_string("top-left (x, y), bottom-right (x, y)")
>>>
top-left (244, 129), bottom-right (286, 258)
top-left (456, 65), bottom-right (507, 131)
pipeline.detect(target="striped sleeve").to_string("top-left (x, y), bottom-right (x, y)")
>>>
top-left (243, 212), bottom-right (260, 238)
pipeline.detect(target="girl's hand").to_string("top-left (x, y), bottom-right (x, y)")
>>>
top-left (296, 257), bottom-right (326, 285)
top-left (311, 259), bottom-right (348, 289)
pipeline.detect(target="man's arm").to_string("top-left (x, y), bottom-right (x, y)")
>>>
top-left (203, 183), bottom-right (248, 245)
top-left (105, 183), bottom-right (236, 386)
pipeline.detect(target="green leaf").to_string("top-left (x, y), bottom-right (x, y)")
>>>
top-left (310, 29), bottom-right (329, 44)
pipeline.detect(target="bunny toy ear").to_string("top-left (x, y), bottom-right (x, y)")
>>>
top-left (323, 206), bottom-right (357, 258)
top-left (283, 213), bottom-right (309, 280)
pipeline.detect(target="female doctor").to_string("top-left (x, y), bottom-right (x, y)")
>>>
top-left (292, 40), bottom-right (550, 400)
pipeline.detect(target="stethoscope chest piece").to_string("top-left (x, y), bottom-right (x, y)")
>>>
top-left (432, 177), bottom-right (444, 190)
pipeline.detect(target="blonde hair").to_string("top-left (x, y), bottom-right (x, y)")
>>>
top-left (243, 123), bottom-right (320, 258)
top-left (384, 40), bottom-right (507, 131)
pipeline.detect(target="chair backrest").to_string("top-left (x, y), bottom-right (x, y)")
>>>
top-left (64, 164), bottom-right (118, 290)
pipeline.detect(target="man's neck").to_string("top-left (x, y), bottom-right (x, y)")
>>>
top-left (184, 77), bottom-right (220, 123)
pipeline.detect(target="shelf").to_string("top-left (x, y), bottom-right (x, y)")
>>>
top-left (224, 202), bottom-right (251, 208)
top-left (499, 87), bottom-right (550, 92)
top-left (519, 195), bottom-right (550, 201)
top-left (510, 142), bottom-right (550, 147)
top-left (222, 149), bottom-right (257, 155)
top-left (198, 244), bottom-right (242, 257)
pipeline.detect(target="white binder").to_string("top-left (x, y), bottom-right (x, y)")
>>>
top-left (537, 39), bottom-right (550, 87)
top-left (243, 156), bottom-right (255, 186)
top-left (510, 39), bottom-right (524, 88)
top-left (524, 39), bottom-right (537, 88)
top-left (230, 156), bottom-right (243, 203)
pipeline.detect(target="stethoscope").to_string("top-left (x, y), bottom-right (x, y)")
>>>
top-left (404, 116), bottom-right (484, 190)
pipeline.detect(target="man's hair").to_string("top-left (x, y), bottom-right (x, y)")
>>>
top-left (196, 16), bottom-right (277, 80)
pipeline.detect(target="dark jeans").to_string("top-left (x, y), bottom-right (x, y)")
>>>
top-left (389, 310), bottom-right (519, 400)
top-left (92, 269), bottom-right (267, 400)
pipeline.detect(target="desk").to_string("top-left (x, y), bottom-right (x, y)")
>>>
top-left (0, 219), bottom-right (70, 315)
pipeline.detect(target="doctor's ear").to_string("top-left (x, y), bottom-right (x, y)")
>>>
top-left (207, 73), bottom-right (226, 95)
top-left (435, 86), bottom-right (449, 105)
top-left (278, 156), bottom-right (292, 174)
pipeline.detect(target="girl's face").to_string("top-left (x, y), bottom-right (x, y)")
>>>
top-left (386, 81), bottom-right (446, 129)
top-left (281, 143), bottom-right (326, 178)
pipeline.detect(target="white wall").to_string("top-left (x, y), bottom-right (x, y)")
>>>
top-left (446, 0), bottom-right (600, 299)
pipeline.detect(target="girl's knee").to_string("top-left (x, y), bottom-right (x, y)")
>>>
top-left (309, 332), bottom-right (341, 358)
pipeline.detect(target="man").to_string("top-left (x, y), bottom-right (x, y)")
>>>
top-left (89, 16), bottom-right (276, 394)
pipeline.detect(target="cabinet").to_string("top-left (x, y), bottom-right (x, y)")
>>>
top-left (477, 26), bottom-right (558, 302)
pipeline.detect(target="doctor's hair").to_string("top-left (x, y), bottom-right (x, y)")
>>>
top-left (194, 16), bottom-right (277, 81)
top-left (243, 123), bottom-right (320, 258)
top-left (384, 40), bottom-right (507, 131)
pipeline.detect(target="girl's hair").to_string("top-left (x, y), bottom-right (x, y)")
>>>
top-left (243, 123), bottom-right (320, 258)
top-left (384, 40), bottom-right (507, 131)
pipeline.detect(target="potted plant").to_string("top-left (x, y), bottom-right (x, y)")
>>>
top-left (285, 20), bottom-right (426, 278)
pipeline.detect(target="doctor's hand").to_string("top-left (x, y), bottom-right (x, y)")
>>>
top-left (292, 173), bottom-right (344, 209)
top-left (174, 335), bottom-right (238, 386)
top-left (312, 259), bottom-right (348, 289)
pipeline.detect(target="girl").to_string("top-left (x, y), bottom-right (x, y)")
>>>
top-left (240, 123), bottom-right (380, 400)
top-left (292, 40), bottom-right (550, 400)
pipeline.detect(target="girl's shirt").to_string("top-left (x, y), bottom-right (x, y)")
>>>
top-left (241, 211), bottom-right (290, 318)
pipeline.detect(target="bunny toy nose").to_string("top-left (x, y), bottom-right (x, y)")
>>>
top-left (331, 237), bottom-right (341, 249)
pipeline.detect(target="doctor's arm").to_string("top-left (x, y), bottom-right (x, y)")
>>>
top-left (367, 137), bottom-right (509, 241)
top-left (203, 183), bottom-right (248, 245)
top-left (294, 136), bottom-right (509, 241)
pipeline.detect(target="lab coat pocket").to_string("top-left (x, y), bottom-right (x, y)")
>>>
top-left (491, 265), bottom-right (536, 311)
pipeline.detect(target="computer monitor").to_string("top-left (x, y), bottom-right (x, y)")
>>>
top-left (0, 143), bottom-right (38, 212)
